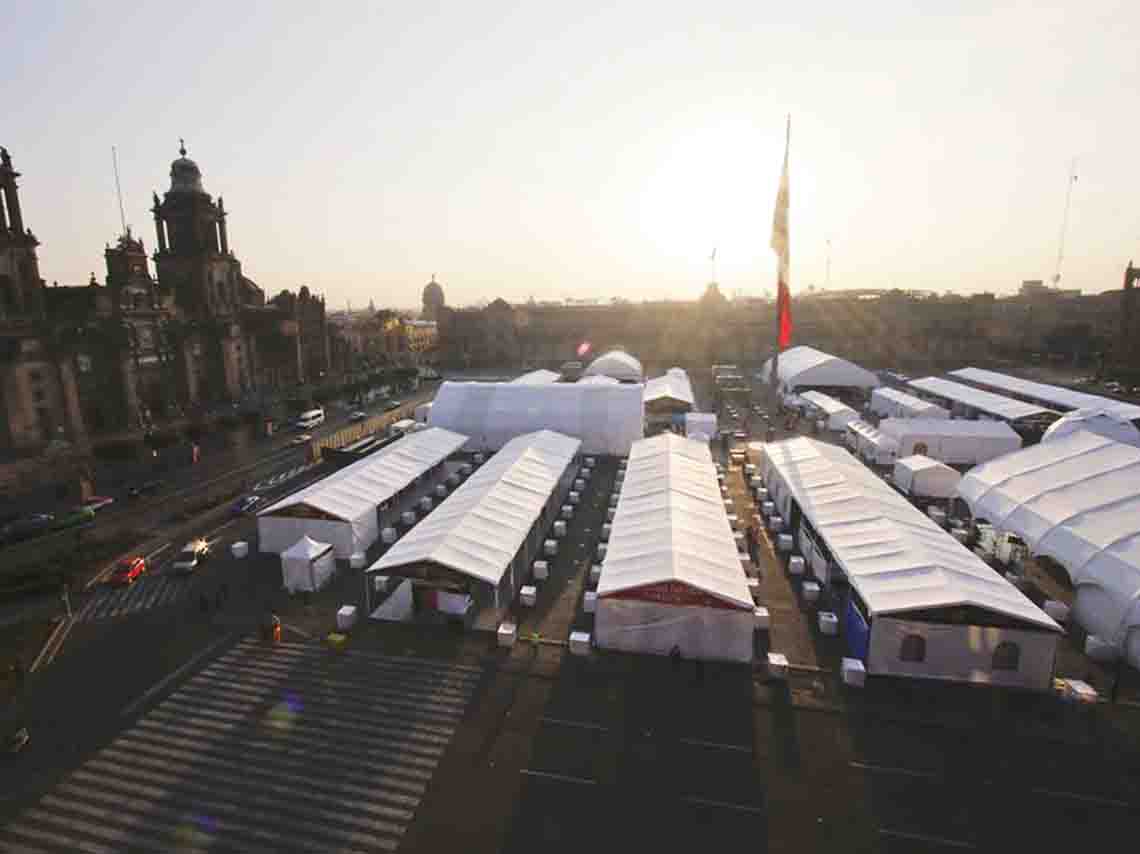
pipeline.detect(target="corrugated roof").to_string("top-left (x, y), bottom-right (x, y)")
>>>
top-left (259, 427), bottom-right (468, 523)
top-left (878, 418), bottom-right (1022, 441)
top-left (950, 367), bottom-right (1140, 419)
top-left (644, 367), bottom-right (695, 407)
top-left (762, 437), bottom-right (1059, 629)
top-left (907, 377), bottom-right (1054, 421)
top-left (368, 430), bottom-right (581, 584)
top-left (598, 434), bottom-right (752, 609)
top-left (800, 390), bottom-right (857, 418)
top-left (871, 387), bottom-right (949, 418)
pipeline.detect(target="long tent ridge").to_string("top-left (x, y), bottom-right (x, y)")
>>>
top-left (599, 433), bottom-right (752, 608)
top-left (950, 367), bottom-right (1140, 419)
top-left (907, 376), bottom-right (1054, 422)
top-left (800, 390), bottom-right (859, 430)
top-left (368, 429), bottom-right (581, 585)
top-left (870, 386), bottom-right (949, 419)
top-left (957, 430), bottom-right (1140, 657)
top-left (760, 345), bottom-right (879, 392)
top-left (761, 437), bottom-right (1058, 629)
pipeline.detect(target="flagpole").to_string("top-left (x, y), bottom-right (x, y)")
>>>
top-left (770, 114), bottom-right (791, 415)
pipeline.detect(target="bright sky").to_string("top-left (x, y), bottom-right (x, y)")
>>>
top-left (4, 1), bottom-right (1138, 308)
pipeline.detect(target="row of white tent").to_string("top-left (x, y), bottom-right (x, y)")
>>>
top-left (870, 387), bottom-right (949, 420)
top-left (845, 418), bottom-right (1022, 467)
top-left (597, 434), bottom-right (754, 662)
top-left (643, 367), bottom-right (695, 409)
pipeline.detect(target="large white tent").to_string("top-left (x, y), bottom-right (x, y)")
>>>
top-left (760, 345), bottom-right (879, 393)
top-left (281, 535), bottom-right (336, 593)
top-left (893, 455), bottom-right (961, 499)
top-left (800, 391), bottom-right (859, 431)
top-left (950, 367), bottom-right (1140, 420)
top-left (257, 427), bottom-right (468, 557)
top-left (512, 369), bottom-right (561, 384)
top-left (596, 434), bottom-right (754, 663)
top-left (1042, 407), bottom-right (1140, 448)
top-left (644, 367), bottom-right (695, 410)
top-left (957, 431), bottom-right (1140, 668)
top-left (761, 437), bottom-right (1060, 689)
top-left (907, 377), bottom-right (1054, 423)
top-left (877, 418), bottom-right (1021, 466)
top-left (870, 387), bottom-right (949, 420)
top-left (583, 349), bottom-right (644, 383)
top-left (427, 381), bottom-right (643, 455)
top-left (578, 374), bottom-right (618, 385)
top-left (844, 419), bottom-right (899, 465)
top-left (366, 430), bottom-right (580, 617)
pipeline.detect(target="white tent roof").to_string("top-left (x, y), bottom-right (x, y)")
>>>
top-left (760, 346), bottom-right (879, 391)
top-left (512, 369), bottom-right (561, 384)
top-left (644, 367), bottom-right (695, 408)
top-left (800, 391), bottom-right (857, 419)
top-left (762, 437), bottom-right (1058, 629)
top-left (950, 367), bottom-right (1140, 420)
top-left (578, 375), bottom-right (618, 385)
top-left (957, 432), bottom-right (1140, 635)
top-left (260, 427), bottom-right (468, 522)
top-left (598, 434), bottom-right (752, 609)
top-left (878, 417), bottom-right (1021, 442)
top-left (907, 377), bottom-right (1053, 422)
top-left (427, 381), bottom-right (643, 455)
top-left (893, 455), bottom-right (961, 499)
top-left (368, 430), bottom-right (581, 585)
top-left (871, 386), bottom-right (949, 418)
top-left (1043, 407), bottom-right (1140, 448)
top-left (846, 419), bottom-right (898, 451)
top-left (584, 349), bottom-right (643, 382)
top-left (282, 535), bottom-right (333, 560)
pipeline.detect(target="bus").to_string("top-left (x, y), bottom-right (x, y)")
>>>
top-left (295, 407), bottom-right (325, 430)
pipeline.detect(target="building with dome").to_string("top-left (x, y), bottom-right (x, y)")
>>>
top-left (422, 275), bottom-right (445, 321)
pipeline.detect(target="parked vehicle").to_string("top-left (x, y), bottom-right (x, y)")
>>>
top-left (172, 539), bottom-right (211, 574)
top-left (290, 433), bottom-right (313, 446)
top-left (231, 495), bottom-right (263, 516)
top-left (349, 411), bottom-right (368, 422)
top-left (384, 399), bottom-right (402, 412)
top-left (82, 496), bottom-right (116, 513)
top-left (51, 506), bottom-right (95, 532)
top-left (294, 407), bottom-right (325, 430)
top-left (0, 514), bottom-right (55, 546)
top-left (127, 479), bottom-right (165, 499)
top-left (110, 556), bottom-right (147, 586)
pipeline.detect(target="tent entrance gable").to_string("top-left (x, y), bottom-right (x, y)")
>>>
top-left (265, 503), bottom-right (345, 522)
top-left (373, 560), bottom-right (476, 592)
top-left (602, 581), bottom-right (748, 611)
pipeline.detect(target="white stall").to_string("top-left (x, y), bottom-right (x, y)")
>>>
top-left (281, 535), bottom-right (336, 594)
top-left (893, 455), bottom-right (961, 499)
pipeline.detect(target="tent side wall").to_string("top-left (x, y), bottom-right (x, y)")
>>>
top-left (595, 598), bottom-right (754, 663)
top-left (866, 617), bottom-right (1057, 691)
top-left (259, 516), bottom-right (360, 558)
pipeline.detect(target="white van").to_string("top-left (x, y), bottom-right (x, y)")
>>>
top-left (295, 407), bottom-right (325, 430)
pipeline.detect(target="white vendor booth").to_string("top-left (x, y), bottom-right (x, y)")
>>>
top-left (281, 536), bottom-right (336, 594)
top-left (893, 455), bottom-right (961, 499)
top-left (800, 391), bottom-right (859, 432)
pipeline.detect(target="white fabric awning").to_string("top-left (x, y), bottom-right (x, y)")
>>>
top-left (762, 437), bottom-right (1059, 629)
top-left (950, 367), bottom-right (1140, 419)
top-left (259, 427), bottom-right (468, 522)
top-left (598, 434), bottom-right (752, 609)
top-left (644, 368), bottom-right (695, 408)
top-left (281, 535), bottom-right (333, 561)
top-left (907, 376), bottom-right (1054, 422)
top-left (760, 346), bottom-right (879, 391)
top-left (368, 430), bottom-right (581, 585)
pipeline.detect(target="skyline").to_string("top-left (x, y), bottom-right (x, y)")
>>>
top-left (5, 1), bottom-right (1139, 308)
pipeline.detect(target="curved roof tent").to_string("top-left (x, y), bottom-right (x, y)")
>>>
top-left (957, 431), bottom-right (1140, 658)
top-left (1042, 407), bottom-right (1140, 448)
top-left (760, 346), bottom-right (879, 392)
top-left (583, 349), bottom-right (643, 383)
top-left (644, 367), bottom-right (695, 409)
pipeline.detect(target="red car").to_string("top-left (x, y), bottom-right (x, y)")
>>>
top-left (110, 556), bottom-right (147, 586)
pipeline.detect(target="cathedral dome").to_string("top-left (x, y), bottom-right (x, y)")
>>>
top-left (169, 140), bottom-right (204, 193)
top-left (422, 275), bottom-right (445, 319)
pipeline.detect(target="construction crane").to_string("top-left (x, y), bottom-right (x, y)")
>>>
top-left (1052, 158), bottom-right (1078, 286)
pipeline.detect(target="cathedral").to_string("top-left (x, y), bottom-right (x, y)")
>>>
top-left (0, 143), bottom-right (332, 451)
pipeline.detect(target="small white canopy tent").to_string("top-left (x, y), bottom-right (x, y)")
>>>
top-left (845, 419), bottom-right (899, 465)
top-left (257, 427), bottom-right (468, 557)
top-left (644, 368), bottom-right (696, 411)
top-left (893, 455), bottom-right (961, 499)
top-left (877, 418), bottom-right (1021, 466)
top-left (800, 391), bottom-right (859, 431)
top-left (957, 431), bottom-right (1140, 669)
top-left (597, 434), bottom-right (754, 663)
top-left (583, 349), bottom-right (643, 383)
top-left (1042, 407), bottom-right (1140, 448)
top-left (760, 345), bottom-right (879, 393)
top-left (870, 387), bottom-right (949, 420)
top-left (763, 437), bottom-right (1060, 690)
top-left (428, 381), bottom-right (644, 455)
top-left (281, 536), bottom-right (336, 594)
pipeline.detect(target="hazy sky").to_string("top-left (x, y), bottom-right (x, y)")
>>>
top-left (4, 1), bottom-right (1138, 308)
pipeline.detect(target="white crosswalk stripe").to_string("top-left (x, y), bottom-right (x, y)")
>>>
top-left (74, 574), bottom-right (193, 622)
top-left (0, 638), bottom-right (481, 853)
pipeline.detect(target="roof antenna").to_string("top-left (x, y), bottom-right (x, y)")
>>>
top-left (112, 145), bottom-right (128, 236)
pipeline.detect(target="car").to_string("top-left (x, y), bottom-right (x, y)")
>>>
top-left (127, 479), bottom-right (165, 499)
top-left (110, 556), bottom-right (147, 586)
top-left (349, 410), bottom-right (368, 422)
top-left (0, 514), bottom-right (55, 545)
top-left (52, 506), bottom-right (95, 532)
top-left (82, 495), bottom-right (116, 513)
top-left (290, 433), bottom-right (312, 446)
top-left (384, 399), bottom-right (401, 412)
top-left (172, 539), bottom-right (210, 574)
top-left (231, 495), bottom-right (263, 516)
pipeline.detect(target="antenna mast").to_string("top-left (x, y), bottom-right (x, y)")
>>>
top-left (112, 146), bottom-right (128, 236)
top-left (1053, 158), bottom-right (1077, 286)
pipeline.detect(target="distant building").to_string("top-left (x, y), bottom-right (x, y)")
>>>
top-left (1020, 279), bottom-right (1081, 299)
top-left (421, 275), bottom-right (445, 321)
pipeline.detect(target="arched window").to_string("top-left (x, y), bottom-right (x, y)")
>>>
top-left (899, 634), bottom-right (926, 663)
top-left (992, 641), bottom-right (1020, 671)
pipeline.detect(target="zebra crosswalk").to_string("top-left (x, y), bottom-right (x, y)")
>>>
top-left (74, 574), bottom-right (193, 622)
top-left (0, 638), bottom-right (482, 853)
